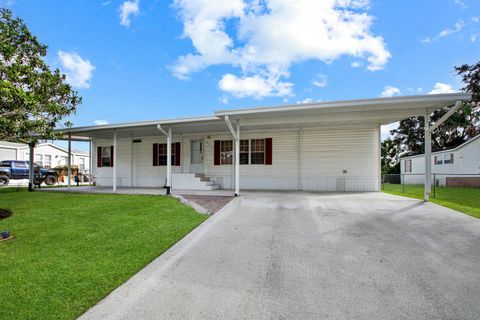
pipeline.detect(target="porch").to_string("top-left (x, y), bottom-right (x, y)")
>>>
top-left (40, 186), bottom-right (234, 196)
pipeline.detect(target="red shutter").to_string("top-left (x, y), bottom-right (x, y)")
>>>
top-left (110, 146), bottom-right (114, 167)
top-left (175, 142), bottom-right (181, 166)
top-left (153, 143), bottom-right (158, 166)
top-left (265, 138), bottom-right (272, 165)
top-left (97, 146), bottom-right (102, 167)
top-left (214, 140), bottom-right (220, 165)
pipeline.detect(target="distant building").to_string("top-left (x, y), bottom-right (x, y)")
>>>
top-left (0, 141), bottom-right (90, 172)
top-left (400, 135), bottom-right (480, 187)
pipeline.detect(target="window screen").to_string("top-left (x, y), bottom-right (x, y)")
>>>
top-left (250, 139), bottom-right (265, 164)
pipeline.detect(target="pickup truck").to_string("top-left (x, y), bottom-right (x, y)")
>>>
top-left (0, 160), bottom-right (58, 186)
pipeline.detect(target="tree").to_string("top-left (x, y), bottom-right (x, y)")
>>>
top-left (391, 62), bottom-right (480, 156)
top-left (381, 138), bottom-right (400, 174)
top-left (0, 8), bottom-right (81, 143)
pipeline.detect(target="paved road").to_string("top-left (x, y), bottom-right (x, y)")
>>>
top-left (79, 192), bottom-right (480, 320)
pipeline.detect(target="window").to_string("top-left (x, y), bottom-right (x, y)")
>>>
top-left (58, 156), bottom-right (68, 166)
top-left (157, 143), bottom-right (175, 166)
top-left (101, 146), bottom-right (112, 167)
top-left (404, 159), bottom-right (412, 173)
top-left (15, 161), bottom-right (27, 168)
top-left (78, 157), bottom-right (85, 171)
top-left (220, 140), bottom-right (233, 165)
top-left (44, 155), bottom-right (52, 168)
top-left (35, 154), bottom-right (43, 166)
top-left (444, 153), bottom-right (454, 164)
top-left (240, 140), bottom-right (249, 165)
top-left (250, 139), bottom-right (265, 164)
top-left (435, 155), bottom-right (443, 165)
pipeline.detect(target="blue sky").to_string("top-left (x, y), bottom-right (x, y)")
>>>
top-left (3, 0), bottom-right (480, 148)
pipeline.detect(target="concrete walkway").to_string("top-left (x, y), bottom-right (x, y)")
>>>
top-left (78, 192), bottom-right (480, 320)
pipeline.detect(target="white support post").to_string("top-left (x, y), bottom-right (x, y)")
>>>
top-left (298, 128), bottom-right (303, 191)
top-left (424, 100), bottom-right (463, 202)
top-left (113, 130), bottom-right (117, 193)
top-left (67, 133), bottom-right (72, 192)
top-left (224, 116), bottom-right (240, 196)
top-left (235, 121), bottom-right (240, 196)
top-left (166, 127), bottom-right (172, 195)
top-left (28, 142), bottom-right (35, 192)
top-left (424, 110), bottom-right (431, 201)
top-left (156, 124), bottom-right (172, 195)
top-left (131, 134), bottom-right (134, 188)
top-left (378, 124), bottom-right (382, 192)
top-left (88, 140), bottom-right (92, 186)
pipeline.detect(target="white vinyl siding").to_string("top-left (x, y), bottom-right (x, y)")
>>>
top-left (400, 136), bottom-right (480, 186)
top-left (93, 125), bottom-right (381, 192)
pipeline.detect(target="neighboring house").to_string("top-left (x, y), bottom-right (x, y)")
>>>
top-left (58, 93), bottom-right (469, 194)
top-left (400, 135), bottom-right (480, 186)
top-left (0, 141), bottom-right (90, 172)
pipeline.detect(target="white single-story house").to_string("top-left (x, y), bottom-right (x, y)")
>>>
top-left (34, 93), bottom-right (470, 199)
top-left (0, 141), bottom-right (90, 172)
top-left (400, 134), bottom-right (480, 186)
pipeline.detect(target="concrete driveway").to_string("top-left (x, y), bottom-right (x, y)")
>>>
top-left (79, 192), bottom-right (480, 320)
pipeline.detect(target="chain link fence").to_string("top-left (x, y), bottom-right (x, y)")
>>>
top-left (382, 173), bottom-right (480, 198)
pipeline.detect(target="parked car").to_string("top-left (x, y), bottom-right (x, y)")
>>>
top-left (0, 160), bottom-right (58, 186)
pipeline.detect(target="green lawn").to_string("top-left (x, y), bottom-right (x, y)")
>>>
top-left (0, 188), bottom-right (208, 320)
top-left (382, 184), bottom-right (480, 219)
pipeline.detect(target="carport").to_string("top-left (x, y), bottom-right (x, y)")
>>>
top-left (29, 93), bottom-right (472, 200)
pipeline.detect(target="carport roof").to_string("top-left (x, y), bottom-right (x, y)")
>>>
top-left (58, 93), bottom-right (471, 140)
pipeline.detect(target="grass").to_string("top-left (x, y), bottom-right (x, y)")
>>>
top-left (0, 188), bottom-right (208, 320)
top-left (382, 184), bottom-right (480, 219)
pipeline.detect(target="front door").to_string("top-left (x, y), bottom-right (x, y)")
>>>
top-left (190, 139), bottom-right (204, 174)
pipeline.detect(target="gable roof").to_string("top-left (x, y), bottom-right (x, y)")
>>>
top-left (400, 134), bottom-right (480, 160)
top-left (0, 141), bottom-right (90, 157)
top-left (0, 141), bottom-right (27, 149)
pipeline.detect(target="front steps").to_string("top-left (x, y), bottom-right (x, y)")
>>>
top-left (172, 173), bottom-right (220, 190)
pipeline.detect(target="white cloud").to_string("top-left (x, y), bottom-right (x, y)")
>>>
top-left (219, 95), bottom-right (229, 104)
top-left (454, 0), bottom-right (467, 8)
top-left (423, 20), bottom-right (465, 43)
top-left (172, 0), bottom-right (390, 98)
top-left (58, 51), bottom-right (95, 89)
top-left (439, 20), bottom-right (465, 37)
top-left (218, 73), bottom-right (293, 99)
top-left (381, 121), bottom-right (399, 140)
top-left (94, 120), bottom-right (109, 125)
top-left (471, 33), bottom-right (479, 42)
top-left (351, 61), bottom-right (362, 68)
top-left (297, 98), bottom-right (314, 104)
top-left (381, 85), bottom-right (401, 97)
top-left (311, 74), bottom-right (327, 88)
top-left (421, 37), bottom-right (432, 43)
top-left (428, 83), bottom-right (457, 94)
top-left (119, 0), bottom-right (139, 27)
top-left (472, 16), bottom-right (480, 23)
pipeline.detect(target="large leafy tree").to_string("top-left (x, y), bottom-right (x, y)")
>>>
top-left (0, 8), bottom-right (81, 143)
top-left (381, 138), bottom-right (400, 174)
top-left (391, 63), bottom-right (480, 156)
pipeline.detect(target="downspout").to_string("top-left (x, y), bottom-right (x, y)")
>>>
top-left (424, 100), bottom-right (463, 201)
